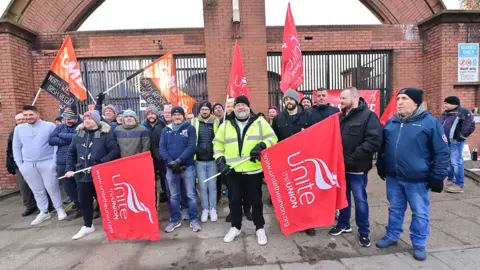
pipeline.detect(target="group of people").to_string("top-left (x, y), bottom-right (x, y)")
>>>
top-left (6, 86), bottom-right (475, 261)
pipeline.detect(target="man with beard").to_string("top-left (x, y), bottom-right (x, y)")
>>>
top-left (113, 109), bottom-right (150, 157)
top-left (300, 96), bottom-right (313, 110)
top-left (271, 89), bottom-right (316, 236)
top-left (329, 87), bottom-right (382, 248)
top-left (49, 108), bottom-right (83, 221)
top-left (311, 88), bottom-right (340, 123)
top-left (143, 106), bottom-right (168, 203)
top-left (192, 101), bottom-right (220, 222)
top-left (95, 93), bottom-right (118, 128)
top-left (214, 95), bottom-right (278, 246)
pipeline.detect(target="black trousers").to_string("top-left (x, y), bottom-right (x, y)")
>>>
top-left (226, 175), bottom-right (251, 213)
top-left (227, 172), bottom-right (265, 230)
top-left (15, 169), bottom-right (37, 210)
top-left (78, 182), bottom-right (95, 227)
top-left (57, 165), bottom-right (80, 208)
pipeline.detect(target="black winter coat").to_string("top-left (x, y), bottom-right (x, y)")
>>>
top-left (6, 130), bottom-right (16, 171)
top-left (311, 104), bottom-right (340, 124)
top-left (340, 98), bottom-right (382, 173)
top-left (272, 106), bottom-right (313, 141)
top-left (144, 118), bottom-right (166, 169)
top-left (66, 122), bottom-right (120, 182)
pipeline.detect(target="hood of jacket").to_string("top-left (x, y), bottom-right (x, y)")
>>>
top-left (76, 121), bottom-right (111, 133)
top-left (167, 120), bottom-right (191, 131)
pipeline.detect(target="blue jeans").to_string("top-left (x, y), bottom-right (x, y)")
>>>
top-left (195, 161), bottom-right (218, 210)
top-left (166, 165), bottom-right (198, 223)
top-left (448, 141), bottom-right (465, 188)
top-left (337, 173), bottom-right (370, 235)
top-left (385, 176), bottom-right (430, 247)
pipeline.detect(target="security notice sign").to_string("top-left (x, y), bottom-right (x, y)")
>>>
top-left (458, 43), bottom-right (479, 82)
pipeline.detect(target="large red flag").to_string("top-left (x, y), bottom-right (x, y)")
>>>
top-left (228, 40), bottom-right (249, 98)
top-left (380, 91), bottom-right (398, 125)
top-left (280, 3), bottom-right (304, 92)
top-left (92, 152), bottom-right (160, 241)
top-left (261, 114), bottom-right (347, 236)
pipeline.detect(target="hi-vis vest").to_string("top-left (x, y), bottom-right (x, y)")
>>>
top-left (191, 116), bottom-right (219, 160)
top-left (213, 116), bottom-right (278, 172)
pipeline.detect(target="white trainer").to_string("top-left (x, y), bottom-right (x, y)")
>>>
top-left (31, 212), bottom-right (51, 226)
top-left (72, 225), bottom-right (95, 240)
top-left (223, 227), bottom-right (241, 243)
top-left (256, 228), bottom-right (267, 246)
top-left (201, 209), bottom-right (209, 223)
top-left (210, 209), bottom-right (218, 222)
top-left (57, 208), bottom-right (67, 221)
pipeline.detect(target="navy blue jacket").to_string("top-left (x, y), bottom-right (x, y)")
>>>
top-left (160, 121), bottom-right (196, 166)
top-left (376, 110), bottom-right (450, 182)
top-left (66, 122), bottom-right (120, 182)
top-left (49, 120), bottom-right (82, 165)
top-left (439, 106), bottom-right (475, 143)
top-left (143, 119), bottom-right (167, 168)
top-left (310, 104), bottom-right (340, 124)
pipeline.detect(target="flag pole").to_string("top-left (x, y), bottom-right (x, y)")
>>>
top-left (203, 158), bottom-right (250, 183)
top-left (58, 167), bottom-right (92, 180)
top-left (32, 88), bottom-right (42, 106)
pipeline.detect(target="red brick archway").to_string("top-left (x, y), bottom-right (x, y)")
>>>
top-left (3, 0), bottom-right (445, 32)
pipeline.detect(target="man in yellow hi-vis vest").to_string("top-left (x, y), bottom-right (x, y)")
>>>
top-left (191, 101), bottom-right (220, 223)
top-left (213, 95), bottom-right (278, 246)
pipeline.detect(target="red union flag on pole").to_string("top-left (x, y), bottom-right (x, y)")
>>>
top-left (228, 40), bottom-right (249, 98)
top-left (261, 113), bottom-right (347, 236)
top-left (280, 3), bottom-right (304, 92)
top-left (92, 152), bottom-right (160, 241)
top-left (380, 91), bottom-right (399, 125)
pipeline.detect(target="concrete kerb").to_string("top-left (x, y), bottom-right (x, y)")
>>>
top-left (0, 190), bottom-right (19, 201)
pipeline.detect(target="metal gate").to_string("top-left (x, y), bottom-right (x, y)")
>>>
top-left (78, 54), bottom-right (208, 121)
top-left (267, 51), bottom-right (392, 113)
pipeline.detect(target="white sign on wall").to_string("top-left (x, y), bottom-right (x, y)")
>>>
top-left (458, 43), bottom-right (479, 82)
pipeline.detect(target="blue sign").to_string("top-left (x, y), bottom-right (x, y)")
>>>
top-left (458, 43), bottom-right (479, 58)
top-left (458, 43), bottom-right (479, 82)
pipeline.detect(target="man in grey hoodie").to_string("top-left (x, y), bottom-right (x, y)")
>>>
top-left (113, 109), bottom-right (150, 157)
top-left (13, 105), bottom-right (67, 226)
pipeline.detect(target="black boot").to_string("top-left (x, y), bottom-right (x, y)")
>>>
top-left (66, 209), bottom-right (83, 221)
top-left (22, 207), bottom-right (38, 217)
top-left (226, 213), bottom-right (231, 222)
top-left (244, 210), bottom-right (253, 221)
top-left (305, 228), bottom-right (316, 236)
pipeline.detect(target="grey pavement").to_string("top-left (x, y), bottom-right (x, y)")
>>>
top-left (1, 172), bottom-right (480, 269)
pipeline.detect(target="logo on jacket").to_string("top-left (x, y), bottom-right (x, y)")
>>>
top-left (111, 174), bottom-right (154, 224)
top-left (442, 134), bottom-right (448, 143)
top-left (180, 129), bottom-right (188, 137)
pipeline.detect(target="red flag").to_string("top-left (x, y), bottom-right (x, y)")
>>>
top-left (228, 40), bottom-right (249, 98)
top-left (261, 114), bottom-right (347, 236)
top-left (92, 152), bottom-right (160, 241)
top-left (325, 90), bottom-right (381, 116)
top-left (380, 91), bottom-right (398, 125)
top-left (280, 3), bottom-right (304, 92)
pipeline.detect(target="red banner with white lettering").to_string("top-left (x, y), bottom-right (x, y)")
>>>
top-left (261, 114), bottom-right (348, 236)
top-left (280, 3), bottom-right (304, 92)
top-left (326, 90), bottom-right (380, 116)
top-left (379, 91), bottom-right (398, 125)
top-left (228, 40), bottom-right (249, 99)
top-left (92, 152), bottom-right (160, 241)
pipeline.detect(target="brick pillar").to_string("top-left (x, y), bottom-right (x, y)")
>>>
top-left (0, 20), bottom-right (36, 189)
top-left (203, 0), bottom-right (268, 114)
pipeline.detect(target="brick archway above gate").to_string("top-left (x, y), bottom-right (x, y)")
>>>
top-left (2, 0), bottom-right (446, 32)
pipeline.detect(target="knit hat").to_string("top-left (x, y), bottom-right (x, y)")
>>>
top-left (83, 110), bottom-right (101, 126)
top-left (444, 96), bottom-right (460, 106)
top-left (103, 104), bottom-right (117, 115)
top-left (213, 103), bottom-right (224, 111)
top-left (283, 89), bottom-right (300, 104)
top-left (301, 96), bottom-right (313, 105)
top-left (398, 88), bottom-right (423, 106)
top-left (145, 106), bottom-right (159, 117)
top-left (118, 110), bottom-right (125, 116)
top-left (55, 116), bottom-right (63, 122)
top-left (268, 106), bottom-right (280, 114)
top-left (199, 101), bottom-right (212, 112)
top-left (234, 95), bottom-right (250, 107)
top-left (122, 109), bottom-right (139, 122)
top-left (61, 107), bottom-right (78, 119)
top-left (171, 106), bottom-right (185, 117)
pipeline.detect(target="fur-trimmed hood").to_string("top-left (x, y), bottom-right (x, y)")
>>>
top-left (76, 121), bottom-right (111, 133)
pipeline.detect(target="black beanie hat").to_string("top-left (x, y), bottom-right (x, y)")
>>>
top-left (234, 95), bottom-right (250, 107)
top-left (213, 103), bottom-right (224, 111)
top-left (199, 101), bottom-right (212, 112)
top-left (300, 96), bottom-right (313, 104)
top-left (171, 106), bottom-right (185, 117)
top-left (444, 96), bottom-right (460, 106)
top-left (398, 88), bottom-right (423, 105)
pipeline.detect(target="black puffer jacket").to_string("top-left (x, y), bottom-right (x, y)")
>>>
top-left (340, 98), bottom-right (382, 173)
top-left (195, 119), bottom-right (216, 161)
top-left (311, 104), bottom-right (340, 124)
top-left (272, 106), bottom-right (313, 141)
top-left (148, 118), bottom-right (167, 169)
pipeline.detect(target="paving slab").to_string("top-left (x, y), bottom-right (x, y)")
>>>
top-left (0, 247), bottom-right (45, 269)
top-left (431, 247), bottom-right (480, 269)
top-left (281, 260), bottom-right (348, 270)
top-left (191, 236), bottom-right (246, 269)
top-left (341, 253), bottom-right (415, 270)
top-left (74, 242), bottom-right (146, 270)
top-left (395, 252), bottom-right (453, 270)
top-left (400, 223), bottom-right (465, 249)
top-left (431, 218), bottom-right (480, 244)
top-left (22, 246), bottom-right (92, 269)
top-left (138, 238), bottom-right (194, 269)
top-left (245, 234), bottom-right (303, 265)
top-left (221, 265), bottom-right (280, 270)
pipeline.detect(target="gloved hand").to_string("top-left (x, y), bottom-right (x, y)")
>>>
top-left (426, 178), bottom-right (443, 193)
top-left (96, 92), bottom-right (105, 105)
top-left (7, 165), bottom-right (15, 175)
top-left (168, 159), bottom-right (182, 171)
top-left (216, 157), bottom-right (231, 176)
top-left (377, 169), bottom-right (386, 181)
top-left (250, 142), bottom-right (266, 162)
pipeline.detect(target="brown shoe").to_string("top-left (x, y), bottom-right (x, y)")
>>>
top-left (445, 184), bottom-right (464, 193)
top-left (444, 180), bottom-right (454, 188)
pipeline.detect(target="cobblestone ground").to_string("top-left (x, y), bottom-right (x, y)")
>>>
top-left (1, 172), bottom-right (480, 269)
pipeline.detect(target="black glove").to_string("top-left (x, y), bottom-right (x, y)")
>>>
top-left (167, 159), bottom-right (181, 170)
top-left (377, 169), bottom-right (386, 181)
top-left (250, 142), bottom-right (266, 162)
top-left (216, 157), bottom-right (231, 176)
top-left (426, 179), bottom-right (443, 193)
top-left (7, 165), bottom-right (15, 175)
top-left (96, 92), bottom-right (105, 105)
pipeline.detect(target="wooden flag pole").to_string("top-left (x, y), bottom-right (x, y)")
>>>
top-left (31, 88), bottom-right (42, 106)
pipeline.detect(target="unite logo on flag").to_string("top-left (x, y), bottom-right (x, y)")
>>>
top-left (261, 113), bottom-right (347, 236)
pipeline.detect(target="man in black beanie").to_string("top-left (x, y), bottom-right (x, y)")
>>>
top-left (376, 87), bottom-right (450, 261)
top-left (439, 96), bottom-right (475, 193)
top-left (300, 96), bottom-right (313, 110)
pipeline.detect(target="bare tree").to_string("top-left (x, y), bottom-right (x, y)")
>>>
top-left (461, 0), bottom-right (480, 9)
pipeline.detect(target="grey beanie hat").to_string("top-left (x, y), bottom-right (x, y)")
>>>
top-left (83, 110), bottom-right (101, 126)
top-left (122, 109), bottom-right (139, 123)
top-left (283, 89), bottom-right (300, 104)
top-left (145, 105), bottom-right (160, 117)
